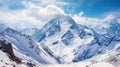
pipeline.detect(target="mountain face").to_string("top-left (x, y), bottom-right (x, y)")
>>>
top-left (33, 15), bottom-right (120, 63)
top-left (0, 28), bottom-right (62, 67)
top-left (33, 15), bottom-right (94, 63)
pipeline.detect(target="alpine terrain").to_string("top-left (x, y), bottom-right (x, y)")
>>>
top-left (0, 15), bottom-right (120, 67)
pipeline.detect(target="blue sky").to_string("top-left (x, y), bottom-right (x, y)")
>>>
top-left (62, 0), bottom-right (120, 17)
top-left (0, 0), bottom-right (120, 17)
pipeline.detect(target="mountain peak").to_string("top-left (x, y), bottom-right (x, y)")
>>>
top-left (3, 27), bottom-right (17, 33)
top-left (32, 15), bottom-right (97, 63)
top-left (33, 15), bottom-right (78, 42)
top-left (45, 15), bottom-right (76, 26)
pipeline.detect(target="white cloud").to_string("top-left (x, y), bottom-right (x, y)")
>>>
top-left (73, 12), bottom-right (116, 26)
top-left (28, 4), bottom-right (65, 22)
top-left (0, 0), bottom-right (119, 32)
top-left (103, 14), bottom-right (115, 22)
top-left (0, 10), bottom-right (41, 30)
top-left (0, 1), bottom-right (65, 30)
top-left (72, 12), bottom-right (117, 34)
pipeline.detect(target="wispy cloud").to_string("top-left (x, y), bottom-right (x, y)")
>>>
top-left (28, 0), bottom-right (68, 7)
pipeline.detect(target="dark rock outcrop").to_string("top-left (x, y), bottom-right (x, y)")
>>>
top-left (0, 40), bottom-right (21, 64)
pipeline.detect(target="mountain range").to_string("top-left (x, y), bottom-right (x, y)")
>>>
top-left (0, 15), bottom-right (120, 67)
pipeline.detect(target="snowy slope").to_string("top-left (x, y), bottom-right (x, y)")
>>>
top-left (0, 45), bottom-right (115, 67)
top-left (0, 50), bottom-right (28, 67)
top-left (0, 27), bottom-right (62, 67)
top-left (44, 61), bottom-right (114, 67)
top-left (0, 36), bottom-right (34, 67)
top-left (33, 15), bottom-right (120, 63)
top-left (0, 36), bottom-right (117, 67)
top-left (44, 41), bottom-right (120, 67)
top-left (89, 41), bottom-right (120, 67)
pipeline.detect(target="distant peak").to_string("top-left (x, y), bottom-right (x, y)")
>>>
top-left (4, 27), bottom-right (17, 33)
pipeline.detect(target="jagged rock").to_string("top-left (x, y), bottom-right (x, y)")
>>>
top-left (0, 40), bottom-right (21, 64)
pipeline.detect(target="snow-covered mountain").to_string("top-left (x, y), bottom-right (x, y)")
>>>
top-left (33, 15), bottom-right (120, 63)
top-left (0, 28), bottom-right (62, 67)
top-left (0, 15), bottom-right (120, 67)
top-left (32, 15), bottom-right (95, 63)
top-left (1, 31), bottom-right (118, 67)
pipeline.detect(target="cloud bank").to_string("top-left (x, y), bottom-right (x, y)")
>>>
top-left (0, 0), bottom-right (119, 31)
top-left (0, 0), bottom-right (65, 30)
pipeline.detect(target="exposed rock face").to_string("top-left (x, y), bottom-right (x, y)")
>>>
top-left (0, 40), bottom-right (21, 64)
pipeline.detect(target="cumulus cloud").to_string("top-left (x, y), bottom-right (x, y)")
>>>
top-left (0, 1), bottom-right (65, 30)
top-left (28, 4), bottom-right (65, 22)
